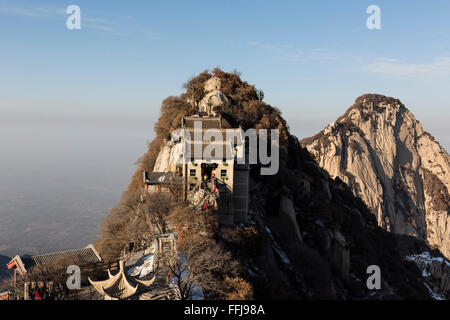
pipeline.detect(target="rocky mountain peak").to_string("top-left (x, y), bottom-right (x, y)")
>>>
top-left (348, 94), bottom-right (405, 119)
top-left (335, 94), bottom-right (410, 134)
top-left (354, 93), bottom-right (404, 109)
top-left (301, 94), bottom-right (450, 258)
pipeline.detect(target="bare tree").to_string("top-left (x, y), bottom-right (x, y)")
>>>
top-left (0, 275), bottom-right (17, 300)
top-left (143, 193), bottom-right (176, 234)
top-left (21, 258), bottom-right (78, 300)
top-left (221, 276), bottom-right (254, 300)
top-left (167, 230), bottom-right (240, 300)
top-left (97, 192), bottom-right (159, 261)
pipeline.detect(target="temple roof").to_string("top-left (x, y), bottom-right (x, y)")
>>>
top-left (182, 116), bottom-right (222, 129)
top-left (144, 172), bottom-right (182, 185)
top-left (187, 141), bottom-right (234, 160)
top-left (8, 244), bottom-right (102, 274)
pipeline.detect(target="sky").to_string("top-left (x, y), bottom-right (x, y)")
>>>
top-left (0, 0), bottom-right (449, 255)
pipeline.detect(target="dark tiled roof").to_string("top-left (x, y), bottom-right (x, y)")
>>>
top-left (21, 245), bottom-right (102, 270)
top-left (187, 142), bottom-right (234, 160)
top-left (183, 128), bottom-right (231, 147)
top-left (144, 172), bottom-right (182, 185)
top-left (183, 117), bottom-right (222, 129)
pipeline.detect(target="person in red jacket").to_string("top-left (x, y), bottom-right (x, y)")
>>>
top-left (35, 290), bottom-right (42, 300)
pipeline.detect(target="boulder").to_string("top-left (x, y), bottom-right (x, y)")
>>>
top-left (279, 195), bottom-right (303, 244)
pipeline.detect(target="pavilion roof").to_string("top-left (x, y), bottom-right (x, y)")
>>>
top-left (89, 260), bottom-right (155, 300)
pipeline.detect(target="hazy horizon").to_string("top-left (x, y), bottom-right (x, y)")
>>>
top-left (0, 121), bottom-right (151, 257)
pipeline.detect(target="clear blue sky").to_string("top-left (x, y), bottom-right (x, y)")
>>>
top-left (1, 0), bottom-right (450, 142)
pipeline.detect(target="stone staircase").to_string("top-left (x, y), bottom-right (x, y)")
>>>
top-left (139, 238), bottom-right (179, 300)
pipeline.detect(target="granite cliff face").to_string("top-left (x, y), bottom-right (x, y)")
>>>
top-left (301, 94), bottom-right (450, 258)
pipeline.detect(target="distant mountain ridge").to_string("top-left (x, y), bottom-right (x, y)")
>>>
top-left (301, 94), bottom-right (450, 258)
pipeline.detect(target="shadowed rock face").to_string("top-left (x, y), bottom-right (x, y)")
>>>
top-left (0, 255), bottom-right (11, 280)
top-left (301, 94), bottom-right (450, 258)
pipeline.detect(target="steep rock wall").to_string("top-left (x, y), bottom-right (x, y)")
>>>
top-left (301, 94), bottom-right (450, 258)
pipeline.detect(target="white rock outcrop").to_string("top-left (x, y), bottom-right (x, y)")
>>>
top-left (153, 140), bottom-right (184, 173)
top-left (301, 94), bottom-right (450, 258)
top-left (198, 77), bottom-right (229, 116)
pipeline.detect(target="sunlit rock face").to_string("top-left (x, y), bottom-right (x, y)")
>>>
top-left (301, 94), bottom-right (450, 258)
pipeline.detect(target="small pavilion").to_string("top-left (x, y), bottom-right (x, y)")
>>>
top-left (89, 260), bottom-right (155, 300)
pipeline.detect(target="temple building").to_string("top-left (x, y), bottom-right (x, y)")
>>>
top-left (143, 74), bottom-right (250, 225)
top-left (7, 244), bottom-right (103, 290)
top-left (182, 115), bottom-right (249, 224)
top-left (5, 244), bottom-right (104, 299)
top-left (144, 171), bottom-right (182, 195)
top-left (144, 115), bottom-right (250, 225)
